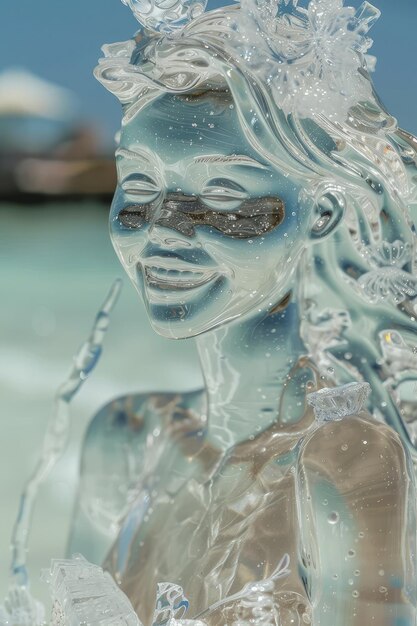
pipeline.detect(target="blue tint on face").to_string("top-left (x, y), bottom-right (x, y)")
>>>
top-left (110, 93), bottom-right (312, 338)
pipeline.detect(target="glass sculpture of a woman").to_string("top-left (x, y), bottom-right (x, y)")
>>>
top-left (69, 0), bottom-right (417, 624)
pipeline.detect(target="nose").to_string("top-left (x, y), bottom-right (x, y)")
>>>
top-left (147, 220), bottom-right (193, 248)
top-left (147, 194), bottom-right (197, 245)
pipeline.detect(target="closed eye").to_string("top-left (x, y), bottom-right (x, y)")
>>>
top-left (121, 174), bottom-right (161, 204)
top-left (200, 178), bottom-right (248, 210)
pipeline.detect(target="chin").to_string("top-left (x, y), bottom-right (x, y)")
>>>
top-left (144, 300), bottom-right (235, 339)
top-left (139, 274), bottom-right (237, 339)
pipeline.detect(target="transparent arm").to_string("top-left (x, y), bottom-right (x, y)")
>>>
top-left (10, 279), bottom-right (122, 587)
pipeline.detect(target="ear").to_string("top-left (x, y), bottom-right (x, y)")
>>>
top-left (309, 190), bottom-right (346, 241)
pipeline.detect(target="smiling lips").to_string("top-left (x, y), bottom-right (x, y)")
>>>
top-left (143, 263), bottom-right (218, 291)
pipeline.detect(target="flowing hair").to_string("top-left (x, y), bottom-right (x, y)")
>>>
top-left (95, 5), bottom-right (417, 458)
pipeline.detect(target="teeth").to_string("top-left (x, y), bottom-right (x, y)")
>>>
top-left (144, 265), bottom-right (216, 290)
top-left (149, 266), bottom-right (204, 281)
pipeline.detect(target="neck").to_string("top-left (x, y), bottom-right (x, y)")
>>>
top-left (196, 292), bottom-right (312, 451)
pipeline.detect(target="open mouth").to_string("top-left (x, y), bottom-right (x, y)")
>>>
top-left (143, 264), bottom-right (218, 291)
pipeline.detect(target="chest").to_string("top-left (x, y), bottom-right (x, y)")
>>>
top-left (115, 452), bottom-right (304, 624)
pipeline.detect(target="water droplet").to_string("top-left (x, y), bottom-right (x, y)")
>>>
top-left (341, 443), bottom-right (349, 451)
top-left (379, 586), bottom-right (388, 594)
top-left (327, 511), bottom-right (339, 524)
top-left (352, 590), bottom-right (359, 598)
top-left (348, 549), bottom-right (356, 558)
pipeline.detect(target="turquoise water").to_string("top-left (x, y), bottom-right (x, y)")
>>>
top-left (0, 202), bottom-right (201, 604)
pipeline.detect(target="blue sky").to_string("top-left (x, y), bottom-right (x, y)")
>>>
top-left (1, 0), bottom-right (416, 146)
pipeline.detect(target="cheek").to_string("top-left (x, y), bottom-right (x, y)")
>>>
top-left (109, 192), bottom-right (150, 274)
top-left (109, 223), bottom-right (150, 284)
top-left (200, 216), bottom-right (308, 289)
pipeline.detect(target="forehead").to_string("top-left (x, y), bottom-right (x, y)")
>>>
top-left (120, 92), bottom-right (258, 164)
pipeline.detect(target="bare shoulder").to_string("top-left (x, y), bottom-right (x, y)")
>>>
top-left (299, 413), bottom-right (409, 488)
top-left (69, 387), bottom-right (207, 559)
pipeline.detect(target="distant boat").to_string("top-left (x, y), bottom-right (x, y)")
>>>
top-left (0, 68), bottom-right (116, 202)
top-left (0, 68), bottom-right (77, 154)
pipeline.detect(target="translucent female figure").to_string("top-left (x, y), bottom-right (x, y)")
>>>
top-left (70, 1), bottom-right (417, 624)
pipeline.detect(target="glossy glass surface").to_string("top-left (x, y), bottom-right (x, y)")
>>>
top-left (68, 0), bottom-right (417, 624)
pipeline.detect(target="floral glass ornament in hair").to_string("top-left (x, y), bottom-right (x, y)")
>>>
top-left (120, 0), bottom-right (207, 33)
top-left (230, 0), bottom-right (381, 121)
top-left (358, 239), bottom-right (417, 304)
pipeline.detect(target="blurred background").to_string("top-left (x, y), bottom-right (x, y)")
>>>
top-left (0, 0), bottom-right (416, 609)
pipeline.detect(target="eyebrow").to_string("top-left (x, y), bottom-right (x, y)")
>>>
top-left (116, 148), bottom-right (267, 170)
top-left (192, 155), bottom-right (267, 169)
top-left (116, 148), bottom-right (152, 161)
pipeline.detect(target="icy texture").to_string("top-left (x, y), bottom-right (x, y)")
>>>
top-left (0, 587), bottom-right (45, 626)
top-left (43, 555), bottom-right (141, 626)
top-left (307, 382), bottom-right (371, 421)
top-left (43, 555), bottom-right (201, 626)
top-left (42, 554), bottom-right (199, 626)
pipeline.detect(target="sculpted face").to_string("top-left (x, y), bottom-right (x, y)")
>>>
top-left (110, 93), bottom-right (321, 338)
